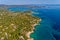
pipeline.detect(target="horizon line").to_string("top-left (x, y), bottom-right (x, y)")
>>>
top-left (0, 4), bottom-right (60, 5)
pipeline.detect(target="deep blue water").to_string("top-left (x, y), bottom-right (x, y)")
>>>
top-left (8, 6), bottom-right (60, 40)
top-left (31, 9), bottom-right (60, 40)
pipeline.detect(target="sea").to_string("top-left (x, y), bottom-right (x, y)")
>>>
top-left (8, 5), bottom-right (60, 40)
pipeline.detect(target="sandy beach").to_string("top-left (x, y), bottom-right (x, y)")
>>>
top-left (26, 19), bottom-right (42, 40)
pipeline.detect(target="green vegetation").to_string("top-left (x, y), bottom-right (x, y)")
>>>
top-left (0, 9), bottom-right (40, 40)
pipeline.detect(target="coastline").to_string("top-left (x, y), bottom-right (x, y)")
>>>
top-left (26, 19), bottom-right (42, 40)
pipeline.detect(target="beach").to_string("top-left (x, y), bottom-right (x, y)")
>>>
top-left (26, 19), bottom-right (42, 40)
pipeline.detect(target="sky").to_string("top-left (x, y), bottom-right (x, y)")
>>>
top-left (0, 0), bottom-right (60, 5)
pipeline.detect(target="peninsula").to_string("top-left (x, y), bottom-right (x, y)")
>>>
top-left (0, 9), bottom-right (41, 40)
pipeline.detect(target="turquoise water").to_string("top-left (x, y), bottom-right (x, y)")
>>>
top-left (31, 11), bottom-right (56, 40)
top-left (8, 6), bottom-right (60, 40)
